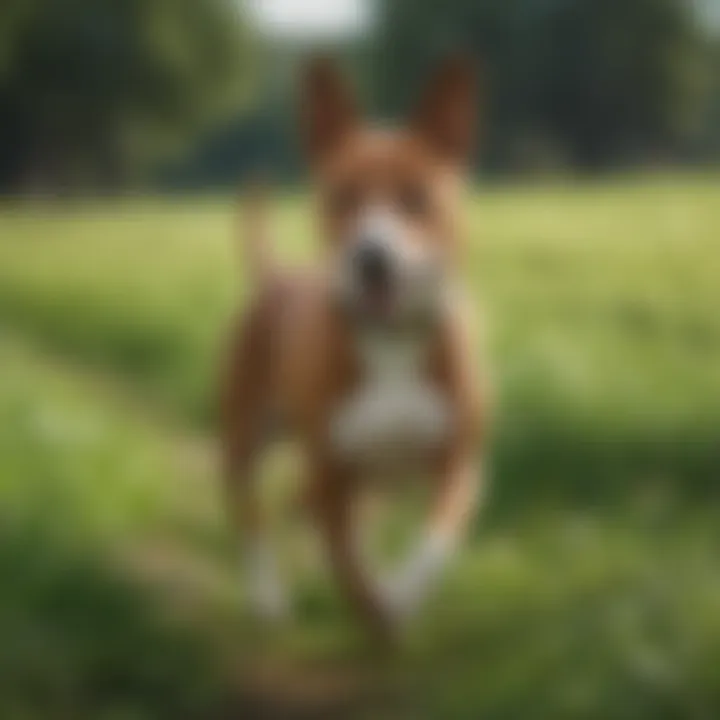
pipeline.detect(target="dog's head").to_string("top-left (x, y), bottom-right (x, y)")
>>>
top-left (301, 56), bottom-right (477, 325)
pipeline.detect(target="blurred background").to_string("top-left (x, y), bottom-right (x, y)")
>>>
top-left (1, 0), bottom-right (719, 718)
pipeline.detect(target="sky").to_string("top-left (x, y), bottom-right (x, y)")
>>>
top-left (697, 0), bottom-right (720, 31)
top-left (247, 0), bottom-right (373, 40)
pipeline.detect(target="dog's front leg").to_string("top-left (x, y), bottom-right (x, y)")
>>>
top-left (311, 463), bottom-right (395, 640)
top-left (381, 291), bottom-right (488, 624)
top-left (381, 453), bottom-right (482, 624)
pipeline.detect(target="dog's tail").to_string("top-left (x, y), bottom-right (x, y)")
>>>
top-left (240, 175), bottom-right (273, 286)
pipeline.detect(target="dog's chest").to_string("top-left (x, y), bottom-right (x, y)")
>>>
top-left (330, 332), bottom-right (450, 466)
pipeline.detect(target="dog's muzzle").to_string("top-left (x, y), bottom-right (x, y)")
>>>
top-left (332, 206), bottom-right (443, 324)
top-left (353, 241), bottom-right (393, 295)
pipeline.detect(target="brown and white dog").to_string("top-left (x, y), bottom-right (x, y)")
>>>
top-left (221, 56), bottom-right (486, 639)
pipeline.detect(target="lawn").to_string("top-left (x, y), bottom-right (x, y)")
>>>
top-left (0, 175), bottom-right (719, 718)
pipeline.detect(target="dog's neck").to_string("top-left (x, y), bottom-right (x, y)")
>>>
top-left (326, 276), bottom-right (457, 385)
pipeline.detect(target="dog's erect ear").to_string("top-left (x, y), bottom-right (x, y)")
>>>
top-left (300, 56), bottom-right (357, 165)
top-left (412, 55), bottom-right (477, 166)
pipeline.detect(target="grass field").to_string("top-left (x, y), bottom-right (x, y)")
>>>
top-left (1, 175), bottom-right (719, 718)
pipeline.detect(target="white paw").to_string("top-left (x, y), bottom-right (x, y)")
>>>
top-left (379, 533), bottom-right (453, 624)
top-left (378, 575), bottom-right (425, 625)
top-left (244, 542), bottom-right (289, 621)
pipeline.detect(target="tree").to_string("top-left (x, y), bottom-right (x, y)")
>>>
top-left (0, 0), bottom-right (254, 192)
top-left (372, 0), bottom-right (711, 171)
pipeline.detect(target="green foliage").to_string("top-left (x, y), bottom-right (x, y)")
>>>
top-left (0, 343), bottom-right (227, 719)
top-left (0, 0), bottom-right (253, 190)
top-left (373, 0), bottom-right (713, 169)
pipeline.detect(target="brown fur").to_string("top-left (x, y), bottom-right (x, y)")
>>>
top-left (221, 56), bottom-right (485, 639)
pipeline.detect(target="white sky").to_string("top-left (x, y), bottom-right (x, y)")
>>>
top-left (698, 0), bottom-right (720, 30)
top-left (247, 0), bottom-right (372, 40)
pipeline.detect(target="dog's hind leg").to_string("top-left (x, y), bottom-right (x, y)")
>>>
top-left (220, 302), bottom-right (288, 620)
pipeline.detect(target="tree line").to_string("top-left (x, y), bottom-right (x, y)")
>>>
top-left (0, 0), bottom-right (718, 193)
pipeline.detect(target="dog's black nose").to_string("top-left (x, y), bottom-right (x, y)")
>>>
top-left (354, 243), bottom-right (391, 290)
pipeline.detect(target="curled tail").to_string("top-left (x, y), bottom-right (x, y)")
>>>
top-left (240, 177), bottom-right (273, 285)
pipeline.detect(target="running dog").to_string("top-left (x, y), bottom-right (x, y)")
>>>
top-left (221, 55), bottom-right (486, 639)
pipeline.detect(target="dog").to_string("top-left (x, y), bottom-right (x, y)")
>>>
top-left (221, 56), bottom-right (486, 639)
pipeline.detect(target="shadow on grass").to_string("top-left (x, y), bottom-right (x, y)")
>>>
top-left (0, 516), bottom-right (245, 720)
top-left (491, 422), bottom-right (720, 518)
top-left (0, 515), bottom-right (403, 720)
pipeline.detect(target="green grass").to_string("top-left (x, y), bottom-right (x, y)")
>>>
top-left (0, 175), bottom-right (719, 718)
top-left (0, 340), bottom-right (235, 717)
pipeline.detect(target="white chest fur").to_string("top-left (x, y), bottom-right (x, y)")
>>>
top-left (330, 330), bottom-right (450, 466)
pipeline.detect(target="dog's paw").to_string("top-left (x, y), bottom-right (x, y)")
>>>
top-left (378, 574), bottom-right (425, 627)
top-left (246, 572), bottom-right (289, 621)
top-left (378, 533), bottom-right (454, 626)
top-left (243, 542), bottom-right (290, 622)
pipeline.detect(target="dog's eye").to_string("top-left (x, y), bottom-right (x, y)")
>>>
top-left (398, 184), bottom-right (431, 217)
top-left (326, 183), bottom-right (360, 217)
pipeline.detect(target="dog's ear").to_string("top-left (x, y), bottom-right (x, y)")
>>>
top-left (300, 56), bottom-right (357, 165)
top-left (412, 55), bottom-right (477, 167)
